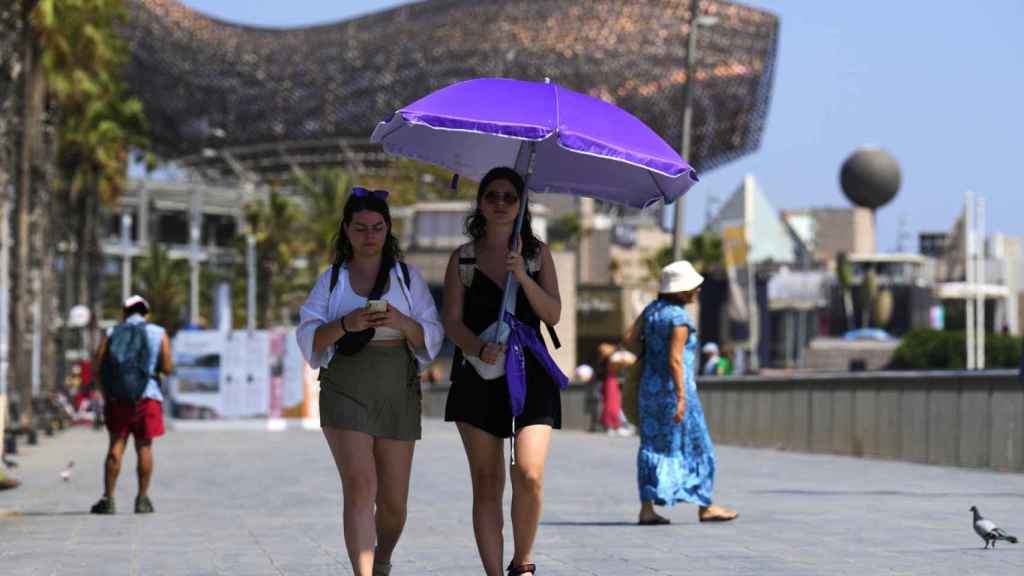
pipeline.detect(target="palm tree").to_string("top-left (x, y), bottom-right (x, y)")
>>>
top-left (11, 0), bottom-right (45, 422)
top-left (836, 252), bottom-right (855, 330)
top-left (245, 190), bottom-right (310, 327)
top-left (34, 0), bottom-right (147, 322)
top-left (295, 168), bottom-right (352, 269)
top-left (134, 243), bottom-right (188, 333)
top-left (0, 1), bottom-right (23, 444)
top-left (8, 0), bottom-right (147, 420)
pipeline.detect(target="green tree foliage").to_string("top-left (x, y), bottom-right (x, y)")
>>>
top-left (295, 169), bottom-right (352, 268)
top-left (34, 0), bottom-right (147, 202)
top-left (245, 189), bottom-right (310, 327)
top-left (836, 252), bottom-right (855, 330)
top-left (889, 330), bottom-right (1022, 370)
top-left (548, 213), bottom-right (581, 250)
top-left (133, 243), bottom-right (188, 332)
top-left (646, 233), bottom-right (724, 280)
top-left (358, 158), bottom-right (477, 206)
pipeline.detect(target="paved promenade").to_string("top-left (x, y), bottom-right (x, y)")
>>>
top-left (2, 419), bottom-right (1023, 575)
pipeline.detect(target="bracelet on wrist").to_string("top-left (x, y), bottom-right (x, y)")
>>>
top-left (339, 315), bottom-right (349, 333)
top-left (478, 342), bottom-right (487, 358)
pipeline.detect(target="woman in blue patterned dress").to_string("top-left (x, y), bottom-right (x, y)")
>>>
top-left (624, 260), bottom-right (738, 525)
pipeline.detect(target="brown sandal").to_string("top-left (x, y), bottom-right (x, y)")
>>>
top-left (638, 515), bottom-right (671, 525)
top-left (699, 505), bottom-right (738, 522)
top-left (507, 561), bottom-right (536, 575)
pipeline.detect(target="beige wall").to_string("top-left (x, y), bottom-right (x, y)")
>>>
top-left (784, 207), bottom-right (876, 264)
top-left (547, 250), bottom-right (577, 378)
top-left (610, 225), bottom-right (671, 287)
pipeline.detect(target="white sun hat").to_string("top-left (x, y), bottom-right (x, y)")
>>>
top-left (609, 349), bottom-right (638, 366)
top-left (123, 294), bottom-right (150, 312)
top-left (659, 260), bottom-right (704, 294)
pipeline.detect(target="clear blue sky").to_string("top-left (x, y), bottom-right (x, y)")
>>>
top-left (180, 0), bottom-right (1024, 253)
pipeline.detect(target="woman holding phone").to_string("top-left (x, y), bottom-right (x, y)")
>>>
top-left (297, 187), bottom-right (443, 576)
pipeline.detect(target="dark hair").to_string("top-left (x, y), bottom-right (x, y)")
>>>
top-left (332, 190), bottom-right (403, 266)
top-left (123, 302), bottom-right (149, 319)
top-left (465, 167), bottom-right (542, 261)
top-left (659, 289), bottom-right (699, 305)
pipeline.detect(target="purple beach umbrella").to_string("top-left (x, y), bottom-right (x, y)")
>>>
top-left (371, 77), bottom-right (699, 208)
top-left (371, 77), bottom-right (699, 417)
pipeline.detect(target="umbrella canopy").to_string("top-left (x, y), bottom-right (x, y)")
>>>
top-left (371, 77), bottom-right (699, 209)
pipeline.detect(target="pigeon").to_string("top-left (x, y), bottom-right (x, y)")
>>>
top-left (59, 460), bottom-right (75, 482)
top-left (970, 505), bottom-right (1018, 549)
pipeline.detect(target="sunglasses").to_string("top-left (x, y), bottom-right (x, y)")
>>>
top-left (482, 190), bottom-right (520, 205)
top-left (351, 187), bottom-right (389, 201)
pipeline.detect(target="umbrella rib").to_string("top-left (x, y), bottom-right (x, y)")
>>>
top-left (372, 118), bottom-right (406, 143)
top-left (551, 138), bottom-right (689, 179)
top-left (552, 83), bottom-right (561, 138)
top-left (646, 168), bottom-right (668, 202)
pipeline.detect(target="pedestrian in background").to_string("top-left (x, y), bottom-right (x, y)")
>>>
top-left (90, 295), bottom-right (173, 515)
top-left (701, 342), bottom-right (720, 376)
top-left (596, 343), bottom-right (623, 434)
top-left (624, 261), bottom-right (737, 525)
top-left (717, 344), bottom-right (735, 376)
top-left (297, 188), bottom-right (443, 576)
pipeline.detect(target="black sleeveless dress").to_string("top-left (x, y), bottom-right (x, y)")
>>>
top-left (444, 268), bottom-right (562, 438)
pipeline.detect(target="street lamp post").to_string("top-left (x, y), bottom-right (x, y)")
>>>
top-left (671, 2), bottom-right (718, 261)
top-left (189, 188), bottom-right (201, 326)
top-left (246, 233), bottom-right (256, 332)
top-left (120, 212), bottom-right (133, 302)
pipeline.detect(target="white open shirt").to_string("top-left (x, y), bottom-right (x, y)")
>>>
top-left (296, 262), bottom-right (444, 373)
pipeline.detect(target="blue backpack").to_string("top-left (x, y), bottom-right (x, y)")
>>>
top-left (101, 323), bottom-right (152, 401)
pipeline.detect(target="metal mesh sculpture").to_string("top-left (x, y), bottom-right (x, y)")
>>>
top-left (122, 0), bottom-right (778, 179)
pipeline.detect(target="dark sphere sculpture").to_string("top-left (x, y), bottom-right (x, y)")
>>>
top-left (840, 147), bottom-right (901, 210)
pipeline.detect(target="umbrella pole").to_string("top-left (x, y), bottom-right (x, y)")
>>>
top-left (494, 141), bottom-right (535, 344)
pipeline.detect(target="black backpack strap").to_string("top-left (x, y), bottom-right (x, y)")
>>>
top-left (545, 323), bottom-right (561, 349)
top-left (457, 242), bottom-right (476, 287)
top-left (329, 263), bottom-right (340, 294)
top-left (399, 261), bottom-right (411, 289)
top-left (329, 260), bottom-right (401, 298)
top-left (368, 255), bottom-right (394, 300)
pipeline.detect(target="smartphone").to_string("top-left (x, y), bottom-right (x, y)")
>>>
top-left (366, 299), bottom-right (388, 313)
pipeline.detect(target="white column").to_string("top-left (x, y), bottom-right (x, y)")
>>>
top-left (30, 270), bottom-right (40, 396)
top-left (965, 191), bottom-right (975, 370)
top-left (246, 234), bottom-right (256, 331)
top-left (976, 197), bottom-right (985, 369)
top-left (745, 177), bottom-right (759, 372)
top-left (138, 181), bottom-right (149, 249)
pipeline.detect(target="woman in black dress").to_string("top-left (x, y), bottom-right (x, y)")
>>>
top-left (442, 167), bottom-right (562, 576)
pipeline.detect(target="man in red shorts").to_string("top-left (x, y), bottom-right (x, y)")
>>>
top-left (90, 295), bottom-right (173, 514)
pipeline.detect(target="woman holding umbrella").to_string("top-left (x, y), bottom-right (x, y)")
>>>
top-left (442, 167), bottom-right (563, 576)
top-left (624, 260), bottom-right (737, 525)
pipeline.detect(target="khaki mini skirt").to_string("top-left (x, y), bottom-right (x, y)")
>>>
top-left (319, 344), bottom-right (422, 440)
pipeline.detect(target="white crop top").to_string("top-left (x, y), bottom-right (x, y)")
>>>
top-left (336, 268), bottom-right (412, 341)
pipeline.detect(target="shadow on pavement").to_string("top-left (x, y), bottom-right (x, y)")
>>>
top-left (540, 520), bottom-right (648, 527)
top-left (751, 490), bottom-right (1024, 498)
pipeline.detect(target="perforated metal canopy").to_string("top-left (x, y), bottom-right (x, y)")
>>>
top-left (121, 0), bottom-right (778, 181)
